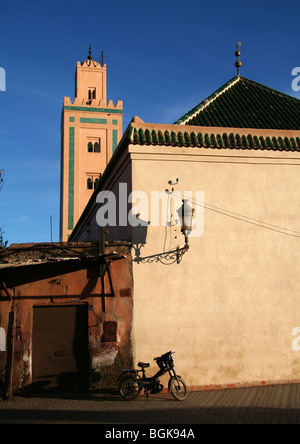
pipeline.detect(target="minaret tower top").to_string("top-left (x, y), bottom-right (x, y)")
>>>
top-left (74, 45), bottom-right (107, 103)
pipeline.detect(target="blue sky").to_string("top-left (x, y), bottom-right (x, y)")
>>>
top-left (0, 0), bottom-right (300, 245)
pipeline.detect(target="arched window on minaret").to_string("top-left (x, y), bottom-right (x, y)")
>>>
top-left (88, 88), bottom-right (96, 100)
top-left (94, 141), bottom-right (100, 152)
top-left (88, 142), bottom-right (93, 152)
top-left (87, 178), bottom-right (93, 190)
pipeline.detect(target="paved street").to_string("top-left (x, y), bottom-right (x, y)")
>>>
top-left (0, 383), bottom-right (300, 425)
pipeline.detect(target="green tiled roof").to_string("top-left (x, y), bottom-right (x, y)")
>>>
top-left (174, 76), bottom-right (300, 130)
top-left (128, 126), bottom-right (300, 152)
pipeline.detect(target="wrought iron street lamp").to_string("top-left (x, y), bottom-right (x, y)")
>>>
top-left (176, 199), bottom-right (195, 263)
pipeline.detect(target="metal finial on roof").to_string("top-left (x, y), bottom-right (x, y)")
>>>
top-left (88, 45), bottom-right (93, 60)
top-left (235, 42), bottom-right (242, 76)
top-left (100, 50), bottom-right (110, 66)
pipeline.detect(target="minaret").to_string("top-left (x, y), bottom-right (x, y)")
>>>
top-left (60, 46), bottom-right (123, 241)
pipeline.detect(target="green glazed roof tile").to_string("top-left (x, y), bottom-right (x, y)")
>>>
top-left (128, 127), bottom-right (300, 152)
top-left (174, 76), bottom-right (300, 130)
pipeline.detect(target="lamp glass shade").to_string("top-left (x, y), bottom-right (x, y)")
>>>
top-left (178, 199), bottom-right (194, 234)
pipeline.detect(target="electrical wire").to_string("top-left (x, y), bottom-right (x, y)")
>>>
top-left (170, 190), bottom-right (300, 239)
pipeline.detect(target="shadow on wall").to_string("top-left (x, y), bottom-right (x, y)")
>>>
top-left (132, 222), bottom-right (148, 263)
top-left (131, 223), bottom-right (188, 265)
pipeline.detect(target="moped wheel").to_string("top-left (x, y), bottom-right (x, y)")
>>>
top-left (169, 377), bottom-right (188, 401)
top-left (119, 376), bottom-right (141, 400)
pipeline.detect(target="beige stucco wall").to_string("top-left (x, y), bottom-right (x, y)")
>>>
top-left (129, 144), bottom-right (300, 388)
top-left (72, 130), bottom-right (300, 389)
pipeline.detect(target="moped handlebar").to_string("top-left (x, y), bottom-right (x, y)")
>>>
top-left (154, 351), bottom-right (174, 361)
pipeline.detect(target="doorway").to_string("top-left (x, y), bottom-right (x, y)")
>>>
top-left (32, 305), bottom-right (89, 392)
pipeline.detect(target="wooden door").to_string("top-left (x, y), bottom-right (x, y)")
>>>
top-left (32, 305), bottom-right (89, 392)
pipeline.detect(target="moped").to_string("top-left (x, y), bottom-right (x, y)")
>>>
top-left (118, 351), bottom-right (187, 401)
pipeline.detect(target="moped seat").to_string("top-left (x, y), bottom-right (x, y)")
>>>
top-left (138, 362), bottom-right (150, 369)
